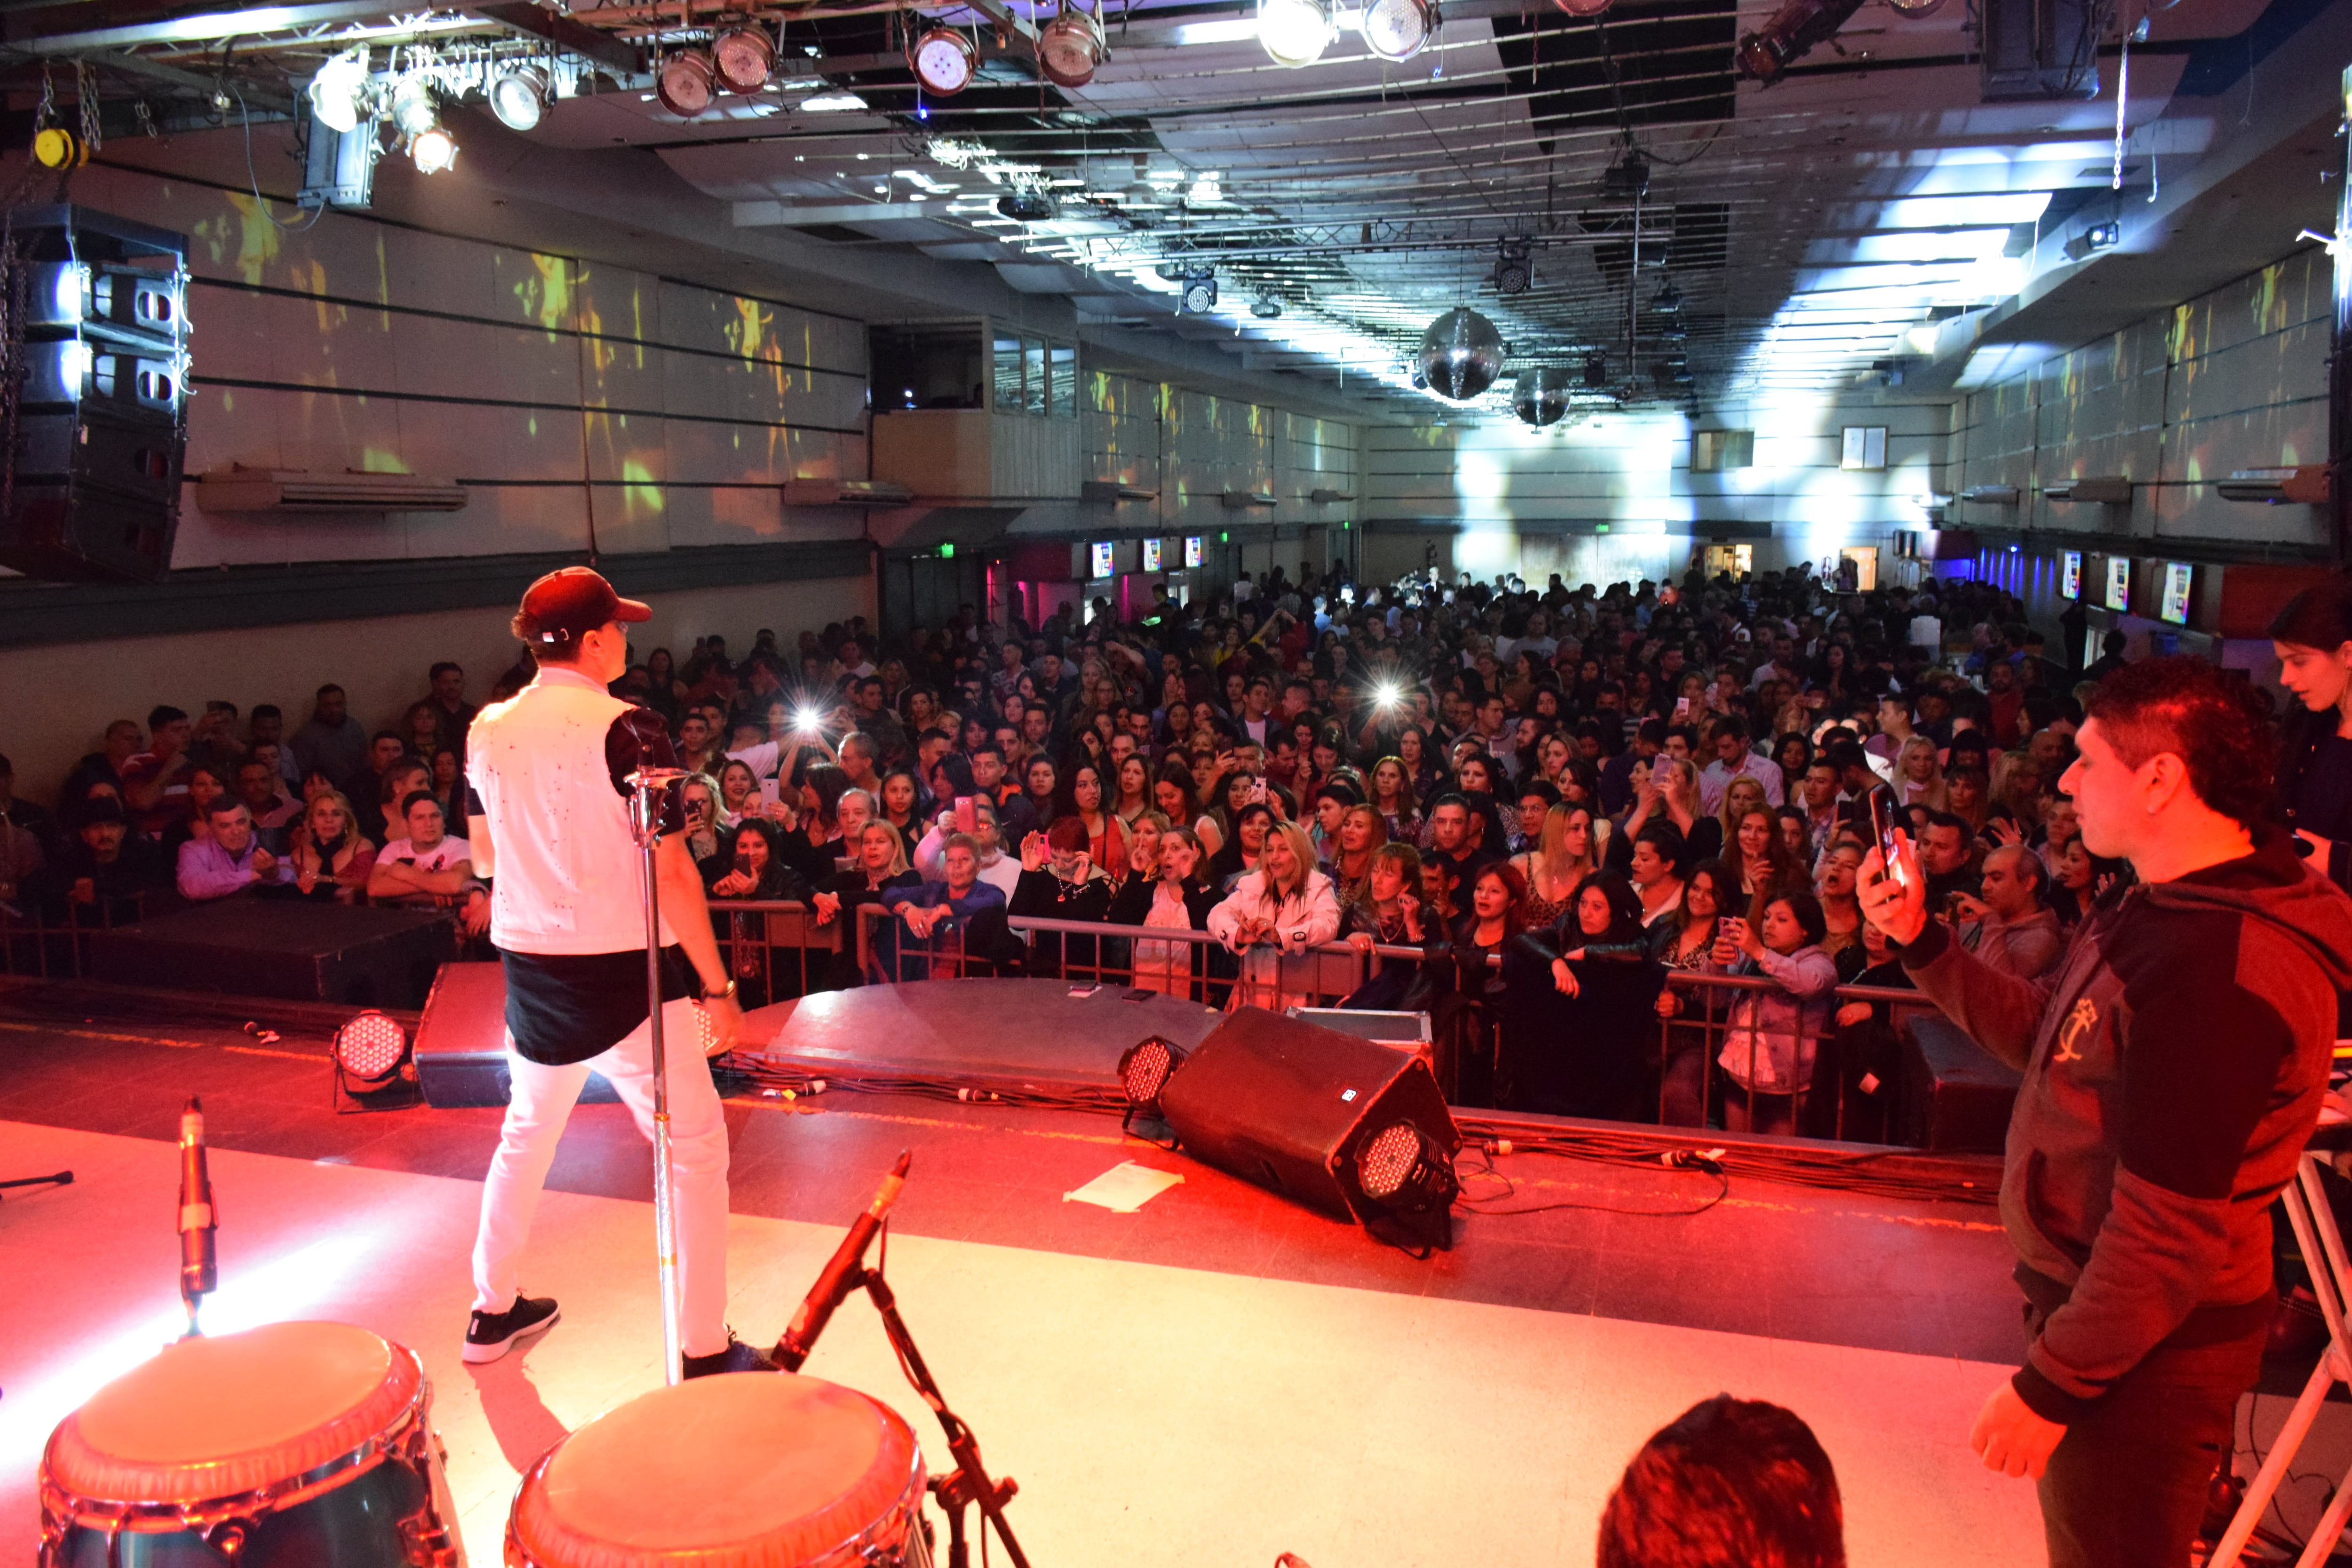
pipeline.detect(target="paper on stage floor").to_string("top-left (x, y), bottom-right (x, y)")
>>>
top-left (1065, 1162), bottom-right (1185, 1213)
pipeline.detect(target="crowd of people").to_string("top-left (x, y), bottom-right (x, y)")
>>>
top-left (14, 550), bottom-right (2304, 1143)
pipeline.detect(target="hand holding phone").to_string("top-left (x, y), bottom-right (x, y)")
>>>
top-left (955, 796), bottom-right (978, 836)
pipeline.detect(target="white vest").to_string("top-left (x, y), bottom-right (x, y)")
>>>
top-left (467, 666), bottom-right (674, 956)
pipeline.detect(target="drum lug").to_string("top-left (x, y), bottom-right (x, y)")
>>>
top-left (201, 1518), bottom-right (255, 1558)
top-left (397, 1506), bottom-right (464, 1568)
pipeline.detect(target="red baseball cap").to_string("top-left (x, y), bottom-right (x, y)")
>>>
top-left (513, 567), bottom-right (651, 647)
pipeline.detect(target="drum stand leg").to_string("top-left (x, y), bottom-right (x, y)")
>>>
top-left (860, 1267), bottom-right (1030, 1568)
top-left (628, 769), bottom-right (689, 1388)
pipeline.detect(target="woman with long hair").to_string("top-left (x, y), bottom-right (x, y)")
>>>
top-left (1614, 755), bottom-right (1705, 869)
top-left (1418, 860), bottom-right (1527, 1106)
top-left (810, 820), bottom-right (921, 988)
top-left (1396, 725), bottom-right (1441, 802)
top-left (289, 790), bottom-right (375, 904)
top-left (426, 747), bottom-right (465, 824)
top-left (875, 768), bottom-right (926, 837)
top-left (1503, 871), bottom-right (1666, 1118)
top-left (1055, 760), bottom-right (1127, 875)
top-left (1206, 801), bottom-right (1274, 891)
top-left (1019, 755), bottom-right (1060, 833)
top-left (783, 764), bottom-right (855, 880)
top-left (1369, 755), bottom-right (1422, 846)
top-left (401, 700), bottom-right (445, 763)
top-left (701, 817), bottom-right (812, 903)
top-left (1511, 801), bottom-right (1601, 930)
top-left (1896, 735), bottom-right (1948, 812)
top-left (1207, 820), bottom-right (1341, 1012)
top-left (1327, 803), bottom-right (1388, 915)
top-left (1721, 804), bottom-right (1805, 921)
top-left (1713, 891), bottom-right (1840, 1136)
top-left (1112, 753), bottom-right (1153, 829)
top-left (715, 759), bottom-right (760, 830)
top-left (1153, 760), bottom-right (1217, 852)
top-left (1110, 824), bottom-right (1220, 999)
top-left (680, 776), bottom-right (724, 866)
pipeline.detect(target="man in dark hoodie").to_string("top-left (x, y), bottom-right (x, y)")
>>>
top-left (1860, 656), bottom-right (2352, 1568)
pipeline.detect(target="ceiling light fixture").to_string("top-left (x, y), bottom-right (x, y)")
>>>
top-left (488, 62), bottom-right (550, 130)
top-left (1492, 236), bottom-right (1532, 295)
top-left (1417, 307), bottom-right (1504, 400)
top-left (798, 92), bottom-right (868, 111)
top-left (656, 51), bottom-right (716, 117)
top-left (1037, 1), bottom-right (1107, 87)
top-left (712, 26), bottom-right (775, 92)
top-left (1735, 0), bottom-right (1868, 83)
top-left (1251, 291), bottom-right (1283, 318)
top-left (997, 190), bottom-right (1059, 221)
top-left (306, 47), bottom-right (371, 134)
top-left (1259, 0), bottom-right (1335, 66)
top-left (1359, 0), bottom-right (1437, 60)
top-left (1180, 268), bottom-right (1219, 314)
top-left (388, 71), bottom-right (439, 138)
top-left (407, 123), bottom-right (457, 174)
top-left (910, 26), bottom-right (978, 95)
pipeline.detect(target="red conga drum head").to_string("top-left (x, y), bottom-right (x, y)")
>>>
top-left (509, 1373), bottom-right (928, 1568)
top-left (44, 1320), bottom-right (422, 1506)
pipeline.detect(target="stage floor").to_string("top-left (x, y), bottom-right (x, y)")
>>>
top-left (0, 979), bottom-right (2085, 1563)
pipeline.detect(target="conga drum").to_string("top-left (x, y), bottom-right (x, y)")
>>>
top-left (506, 1373), bottom-right (931, 1567)
top-left (39, 1320), bottom-right (464, 1567)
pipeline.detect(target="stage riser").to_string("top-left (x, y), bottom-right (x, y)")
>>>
top-left (414, 962), bottom-right (616, 1107)
top-left (92, 903), bottom-right (454, 1010)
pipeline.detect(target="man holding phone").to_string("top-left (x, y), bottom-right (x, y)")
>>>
top-left (1858, 658), bottom-right (2352, 1568)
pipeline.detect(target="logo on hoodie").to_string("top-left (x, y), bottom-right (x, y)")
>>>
top-left (2052, 997), bottom-right (2098, 1065)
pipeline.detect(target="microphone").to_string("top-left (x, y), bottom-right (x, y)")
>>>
top-left (177, 1097), bottom-right (217, 1336)
top-left (774, 1151), bottom-right (911, 1371)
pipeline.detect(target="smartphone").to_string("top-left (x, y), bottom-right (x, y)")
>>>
top-left (955, 795), bottom-right (978, 836)
top-left (1867, 785), bottom-right (1907, 888)
top-left (1674, 696), bottom-right (1691, 719)
top-left (1248, 780), bottom-right (1268, 805)
top-left (758, 777), bottom-right (781, 808)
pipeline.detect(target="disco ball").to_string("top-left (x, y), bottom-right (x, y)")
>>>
top-left (1512, 367), bottom-right (1572, 427)
top-left (1417, 307), bottom-right (1505, 401)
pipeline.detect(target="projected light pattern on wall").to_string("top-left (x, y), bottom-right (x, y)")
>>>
top-left (76, 162), bottom-right (870, 571)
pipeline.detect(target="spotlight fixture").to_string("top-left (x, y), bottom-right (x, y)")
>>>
top-left (1117, 1035), bottom-right (1188, 1133)
top-left (1492, 236), bottom-right (1532, 295)
top-left (656, 50), bottom-right (716, 117)
top-left (1359, 0), bottom-right (1438, 60)
top-left (1511, 366), bottom-right (1570, 427)
top-left (1735, 0), bottom-right (1868, 83)
top-left (1601, 150), bottom-right (1650, 200)
top-left (996, 190), bottom-right (1060, 222)
top-left (1180, 268), bottom-right (1218, 314)
top-left (307, 47), bottom-right (371, 135)
top-left (332, 1009), bottom-right (412, 1104)
top-left (1350, 1120), bottom-right (1460, 1249)
top-left (1416, 306), bottom-right (1504, 400)
top-left (1251, 290), bottom-right (1282, 318)
top-left (1036, 1), bottom-right (1107, 87)
top-left (388, 72), bottom-right (439, 138)
top-left (2062, 219), bottom-right (2122, 262)
top-left (487, 62), bottom-right (551, 131)
top-left (1258, 0), bottom-right (1335, 66)
top-left (409, 125), bottom-right (459, 174)
top-left (909, 26), bottom-right (979, 96)
top-left (712, 25), bottom-right (775, 92)
top-left (1648, 279), bottom-right (1682, 314)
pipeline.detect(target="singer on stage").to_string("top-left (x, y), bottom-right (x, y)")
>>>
top-left (460, 567), bottom-right (771, 1377)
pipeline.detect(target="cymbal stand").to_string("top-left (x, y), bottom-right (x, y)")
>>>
top-left (628, 765), bottom-right (690, 1386)
top-left (859, 1250), bottom-right (1029, 1568)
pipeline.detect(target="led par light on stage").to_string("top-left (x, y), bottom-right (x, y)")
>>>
top-left (409, 126), bottom-right (459, 175)
top-left (1037, 3), bottom-right (1107, 87)
top-left (1259, 0), bottom-right (1335, 66)
top-left (1359, 0), bottom-right (1437, 61)
top-left (657, 51), bottom-right (717, 117)
top-left (1492, 237), bottom-right (1532, 295)
top-left (1353, 1120), bottom-right (1461, 1247)
top-left (489, 63), bottom-right (551, 130)
top-left (712, 26), bottom-right (776, 92)
top-left (910, 27), bottom-right (979, 95)
top-left (1180, 269), bottom-right (1219, 314)
top-left (333, 1010), bottom-right (413, 1105)
top-left (1117, 1035), bottom-right (1187, 1134)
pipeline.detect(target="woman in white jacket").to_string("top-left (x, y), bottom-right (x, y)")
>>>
top-left (1206, 821), bottom-right (1342, 1011)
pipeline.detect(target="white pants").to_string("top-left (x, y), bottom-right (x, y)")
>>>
top-left (470, 996), bottom-right (733, 1358)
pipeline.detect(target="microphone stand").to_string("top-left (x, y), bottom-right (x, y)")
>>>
top-left (864, 1262), bottom-right (1029, 1568)
top-left (628, 765), bottom-right (691, 1386)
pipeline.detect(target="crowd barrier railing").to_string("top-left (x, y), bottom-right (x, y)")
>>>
top-left (0, 891), bottom-right (166, 980)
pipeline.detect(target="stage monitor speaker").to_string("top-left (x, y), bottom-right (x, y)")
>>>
top-left (1899, 1013), bottom-right (2022, 1153)
top-left (1159, 1007), bottom-right (1461, 1248)
top-left (414, 961), bottom-right (619, 1108)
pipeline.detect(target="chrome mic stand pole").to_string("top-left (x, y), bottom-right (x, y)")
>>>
top-left (628, 766), bottom-right (691, 1386)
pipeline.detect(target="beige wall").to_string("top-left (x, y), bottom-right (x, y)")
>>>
top-left (1, 576), bottom-right (872, 808)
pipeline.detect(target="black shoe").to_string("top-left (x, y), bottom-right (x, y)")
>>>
top-left (681, 1333), bottom-right (777, 1379)
top-left (463, 1295), bottom-right (560, 1364)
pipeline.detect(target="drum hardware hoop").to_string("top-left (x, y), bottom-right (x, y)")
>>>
top-left (38, 1349), bottom-right (453, 1559)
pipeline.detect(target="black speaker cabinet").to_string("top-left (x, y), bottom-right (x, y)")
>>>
top-left (1160, 1007), bottom-right (1459, 1229)
top-left (1899, 1012), bottom-right (2023, 1154)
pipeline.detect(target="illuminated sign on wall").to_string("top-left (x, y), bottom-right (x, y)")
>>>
top-left (2104, 556), bottom-right (2131, 613)
top-left (2060, 550), bottom-right (2081, 599)
top-left (1143, 538), bottom-right (1162, 572)
top-left (1184, 536), bottom-right (1204, 568)
top-left (1089, 541), bottom-right (1114, 579)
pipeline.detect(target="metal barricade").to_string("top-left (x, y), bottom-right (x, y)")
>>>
top-left (702, 898), bottom-right (830, 1004)
top-left (0, 890), bottom-right (164, 979)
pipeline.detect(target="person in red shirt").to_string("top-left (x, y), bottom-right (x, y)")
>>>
top-left (118, 705), bottom-right (194, 839)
